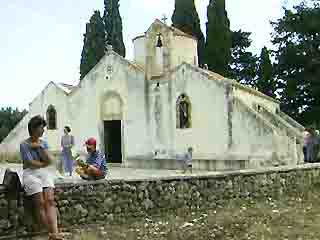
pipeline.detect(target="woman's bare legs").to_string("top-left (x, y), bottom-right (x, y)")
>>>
top-left (43, 188), bottom-right (59, 235)
top-left (33, 192), bottom-right (49, 230)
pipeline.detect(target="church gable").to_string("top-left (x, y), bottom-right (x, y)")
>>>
top-left (78, 50), bottom-right (144, 90)
top-left (146, 19), bottom-right (195, 40)
top-left (170, 62), bottom-right (227, 93)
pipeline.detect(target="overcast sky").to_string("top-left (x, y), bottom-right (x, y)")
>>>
top-left (0, 0), bottom-right (300, 110)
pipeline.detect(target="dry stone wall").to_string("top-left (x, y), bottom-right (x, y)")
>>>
top-left (0, 164), bottom-right (319, 238)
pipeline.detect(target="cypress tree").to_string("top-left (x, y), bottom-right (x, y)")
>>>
top-left (230, 30), bottom-right (258, 87)
top-left (256, 47), bottom-right (275, 97)
top-left (204, 0), bottom-right (232, 76)
top-left (171, 0), bottom-right (205, 66)
top-left (104, 0), bottom-right (126, 57)
top-left (80, 10), bottom-right (106, 80)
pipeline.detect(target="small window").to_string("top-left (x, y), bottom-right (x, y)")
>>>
top-left (257, 105), bottom-right (262, 112)
top-left (46, 105), bottom-right (57, 130)
top-left (176, 94), bottom-right (192, 129)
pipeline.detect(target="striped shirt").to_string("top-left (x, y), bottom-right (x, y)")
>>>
top-left (20, 139), bottom-right (49, 169)
top-left (86, 150), bottom-right (108, 176)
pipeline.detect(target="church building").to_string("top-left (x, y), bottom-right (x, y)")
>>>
top-left (0, 19), bottom-right (305, 171)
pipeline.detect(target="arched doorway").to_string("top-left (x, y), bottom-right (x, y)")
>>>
top-left (100, 92), bottom-right (123, 164)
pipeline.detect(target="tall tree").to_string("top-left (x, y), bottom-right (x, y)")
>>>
top-left (80, 10), bottom-right (106, 80)
top-left (0, 107), bottom-right (27, 143)
top-left (171, 0), bottom-right (205, 66)
top-left (229, 30), bottom-right (258, 87)
top-left (272, 1), bottom-right (320, 125)
top-left (204, 0), bottom-right (232, 76)
top-left (104, 0), bottom-right (126, 57)
top-left (256, 47), bottom-right (275, 97)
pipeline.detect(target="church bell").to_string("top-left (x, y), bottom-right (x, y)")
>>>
top-left (156, 34), bottom-right (163, 48)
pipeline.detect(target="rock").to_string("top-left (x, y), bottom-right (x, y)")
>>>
top-left (115, 206), bottom-right (121, 213)
top-left (143, 199), bottom-right (154, 210)
top-left (138, 192), bottom-right (144, 200)
top-left (0, 219), bottom-right (10, 230)
top-left (61, 200), bottom-right (69, 205)
top-left (0, 207), bottom-right (8, 218)
top-left (74, 204), bottom-right (88, 217)
top-left (107, 214), bottom-right (114, 222)
top-left (0, 199), bottom-right (7, 207)
top-left (103, 198), bottom-right (114, 210)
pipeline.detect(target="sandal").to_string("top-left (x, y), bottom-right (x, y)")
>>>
top-left (48, 233), bottom-right (64, 240)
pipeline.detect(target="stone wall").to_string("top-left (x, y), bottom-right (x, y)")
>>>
top-left (1, 163), bottom-right (320, 237)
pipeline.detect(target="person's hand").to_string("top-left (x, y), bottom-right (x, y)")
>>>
top-left (30, 141), bottom-right (41, 149)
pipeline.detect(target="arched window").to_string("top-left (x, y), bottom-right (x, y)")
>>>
top-left (46, 105), bottom-right (57, 130)
top-left (176, 94), bottom-right (192, 129)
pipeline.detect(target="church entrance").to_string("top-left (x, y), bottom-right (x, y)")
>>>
top-left (104, 120), bottom-right (122, 163)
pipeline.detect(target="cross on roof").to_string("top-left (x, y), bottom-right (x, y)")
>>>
top-left (161, 14), bottom-right (168, 25)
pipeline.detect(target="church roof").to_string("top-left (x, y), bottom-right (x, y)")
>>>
top-left (56, 83), bottom-right (77, 94)
top-left (171, 62), bottom-right (280, 104)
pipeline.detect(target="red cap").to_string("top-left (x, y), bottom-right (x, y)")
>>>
top-left (85, 137), bottom-right (96, 146)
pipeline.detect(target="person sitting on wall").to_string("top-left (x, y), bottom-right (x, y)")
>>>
top-left (76, 137), bottom-right (107, 180)
top-left (20, 115), bottom-right (64, 240)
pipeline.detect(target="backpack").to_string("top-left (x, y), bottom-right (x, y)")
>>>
top-left (2, 168), bottom-right (23, 202)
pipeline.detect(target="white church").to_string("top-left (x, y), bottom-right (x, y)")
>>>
top-left (0, 19), bottom-right (305, 171)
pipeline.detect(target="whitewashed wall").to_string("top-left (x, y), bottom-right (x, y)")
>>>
top-left (234, 87), bottom-right (279, 113)
top-left (170, 64), bottom-right (229, 158)
top-left (0, 83), bottom-right (69, 153)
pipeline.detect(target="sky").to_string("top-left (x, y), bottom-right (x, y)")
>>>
top-left (0, 0), bottom-right (300, 110)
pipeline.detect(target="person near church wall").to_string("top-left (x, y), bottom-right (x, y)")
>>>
top-left (60, 126), bottom-right (74, 177)
top-left (312, 129), bottom-right (320, 162)
top-left (20, 115), bottom-right (63, 240)
top-left (303, 128), bottom-right (312, 163)
top-left (182, 147), bottom-right (193, 173)
top-left (304, 128), bottom-right (320, 163)
top-left (76, 137), bottom-right (108, 180)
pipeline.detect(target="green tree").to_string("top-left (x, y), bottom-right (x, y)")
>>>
top-left (171, 0), bottom-right (205, 66)
top-left (80, 10), bottom-right (106, 80)
top-left (204, 0), bottom-right (232, 76)
top-left (256, 47), bottom-right (275, 97)
top-left (104, 0), bottom-right (126, 57)
top-left (0, 107), bottom-right (27, 143)
top-left (272, 1), bottom-right (320, 125)
top-left (229, 30), bottom-right (258, 87)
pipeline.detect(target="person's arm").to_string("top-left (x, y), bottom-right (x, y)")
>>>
top-left (38, 141), bottom-right (52, 165)
top-left (90, 153), bottom-right (104, 169)
top-left (20, 143), bottom-right (48, 169)
top-left (71, 135), bottom-right (75, 147)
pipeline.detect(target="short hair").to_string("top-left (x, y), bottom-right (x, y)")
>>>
top-left (64, 126), bottom-right (71, 133)
top-left (188, 147), bottom-right (193, 152)
top-left (28, 115), bottom-right (47, 136)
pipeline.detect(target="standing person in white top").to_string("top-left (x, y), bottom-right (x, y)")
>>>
top-left (61, 126), bottom-right (75, 177)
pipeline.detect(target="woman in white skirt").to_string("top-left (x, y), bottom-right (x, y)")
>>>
top-left (20, 115), bottom-right (63, 240)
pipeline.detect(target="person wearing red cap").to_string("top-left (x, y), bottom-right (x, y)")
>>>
top-left (77, 137), bottom-right (107, 180)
